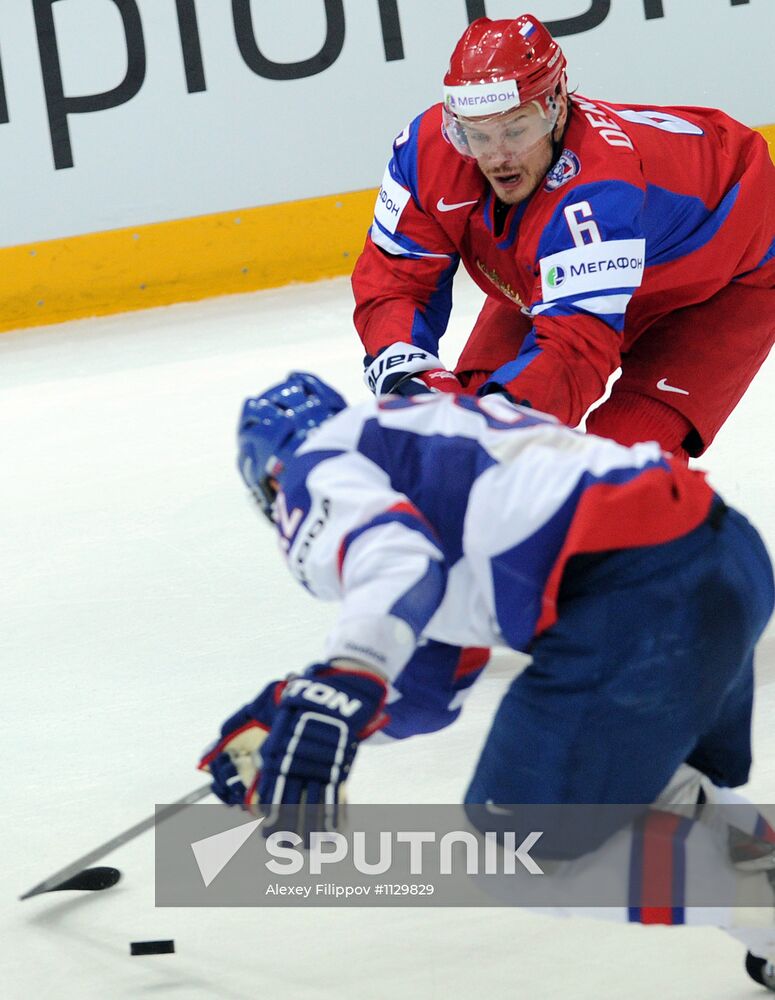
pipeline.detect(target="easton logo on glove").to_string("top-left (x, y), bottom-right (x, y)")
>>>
top-left (200, 664), bottom-right (391, 810)
top-left (282, 677), bottom-right (364, 718)
top-left (258, 663), bottom-right (390, 806)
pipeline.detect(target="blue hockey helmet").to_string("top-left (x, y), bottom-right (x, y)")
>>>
top-left (237, 372), bottom-right (347, 520)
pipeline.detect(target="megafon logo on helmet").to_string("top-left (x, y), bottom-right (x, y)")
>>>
top-left (444, 79), bottom-right (522, 113)
top-left (546, 266), bottom-right (566, 289)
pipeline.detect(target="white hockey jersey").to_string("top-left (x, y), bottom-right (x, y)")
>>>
top-left (272, 393), bottom-right (713, 684)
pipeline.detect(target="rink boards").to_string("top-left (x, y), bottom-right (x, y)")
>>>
top-left (1, 124), bottom-right (773, 335)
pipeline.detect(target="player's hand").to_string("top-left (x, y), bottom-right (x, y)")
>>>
top-left (364, 342), bottom-right (460, 396)
top-left (258, 662), bottom-right (389, 806)
top-left (198, 681), bottom-right (284, 807)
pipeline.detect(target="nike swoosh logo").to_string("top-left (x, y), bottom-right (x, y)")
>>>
top-left (437, 197), bottom-right (479, 212)
top-left (656, 378), bottom-right (689, 396)
top-left (484, 799), bottom-right (514, 814)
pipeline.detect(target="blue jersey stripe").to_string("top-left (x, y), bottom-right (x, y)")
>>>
top-left (372, 217), bottom-right (448, 260)
top-left (535, 298), bottom-right (630, 333)
top-left (356, 420), bottom-right (497, 566)
top-left (391, 113), bottom-right (424, 211)
top-left (339, 508), bottom-right (446, 636)
top-left (409, 256), bottom-right (460, 351)
top-left (389, 559), bottom-right (446, 636)
top-left (536, 178), bottom-right (742, 272)
top-left (491, 487), bottom-right (582, 649)
top-left (340, 508), bottom-right (441, 565)
top-left (483, 190), bottom-right (495, 235)
top-left (486, 331), bottom-right (542, 388)
top-left (642, 182), bottom-right (740, 266)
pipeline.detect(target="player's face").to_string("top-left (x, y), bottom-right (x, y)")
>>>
top-left (462, 99), bottom-right (566, 204)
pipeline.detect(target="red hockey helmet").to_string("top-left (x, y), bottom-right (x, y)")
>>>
top-left (442, 15), bottom-right (568, 159)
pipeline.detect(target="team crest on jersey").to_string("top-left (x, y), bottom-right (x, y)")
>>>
top-left (544, 149), bottom-right (581, 192)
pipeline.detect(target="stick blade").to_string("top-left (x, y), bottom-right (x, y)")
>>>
top-left (18, 782), bottom-right (210, 901)
top-left (20, 866), bottom-right (122, 900)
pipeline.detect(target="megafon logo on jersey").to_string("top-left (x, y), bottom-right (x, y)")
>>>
top-left (544, 150), bottom-right (581, 191)
top-left (374, 165), bottom-right (411, 235)
top-left (540, 239), bottom-right (646, 302)
top-left (546, 265), bottom-right (566, 289)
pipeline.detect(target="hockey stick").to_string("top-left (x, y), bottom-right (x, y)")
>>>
top-left (19, 782), bottom-right (212, 900)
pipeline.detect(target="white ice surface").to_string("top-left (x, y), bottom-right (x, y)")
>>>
top-left (2, 270), bottom-right (774, 999)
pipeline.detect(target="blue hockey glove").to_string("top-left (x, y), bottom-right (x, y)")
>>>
top-left (258, 663), bottom-right (389, 806)
top-left (198, 681), bottom-right (284, 807)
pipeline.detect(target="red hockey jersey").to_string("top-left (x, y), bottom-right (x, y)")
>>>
top-left (352, 97), bottom-right (775, 426)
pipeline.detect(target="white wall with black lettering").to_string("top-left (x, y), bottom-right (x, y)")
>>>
top-left (1, 0), bottom-right (773, 248)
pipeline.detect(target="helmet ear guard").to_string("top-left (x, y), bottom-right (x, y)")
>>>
top-left (237, 372), bottom-right (347, 522)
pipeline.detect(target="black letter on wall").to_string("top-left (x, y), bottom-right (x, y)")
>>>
top-left (646, 0), bottom-right (748, 17)
top-left (176, 0), bottom-right (206, 91)
top-left (233, 0), bottom-right (345, 80)
top-left (466, 1), bottom-right (611, 36)
top-left (545, 2), bottom-right (612, 37)
top-left (378, 0), bottom-right (403, 62)
top-left (0, 48), bottom-right (9, 123)
top-left (34, 0), bottom-right (146, 170)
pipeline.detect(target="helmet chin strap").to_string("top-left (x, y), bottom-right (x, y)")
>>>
top-left (548, 92), bottom-right (570, 167)
top-left (536, 95), bottom-right (557, 122)
top-left (531, 90), bottom-right (566, 167)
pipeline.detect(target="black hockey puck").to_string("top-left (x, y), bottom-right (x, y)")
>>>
top-left (130, 940), bottom-right (175, 956)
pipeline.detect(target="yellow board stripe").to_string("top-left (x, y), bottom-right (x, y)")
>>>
top-left (2, 125), bottom-right (774, 335)
top-left (759, 123), bottom-right (775, 160)
top-left (0, 189), bottom-right (378, 334)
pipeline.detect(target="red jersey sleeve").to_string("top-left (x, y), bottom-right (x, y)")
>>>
top-left (351, 112), bottom-right (461, 360)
